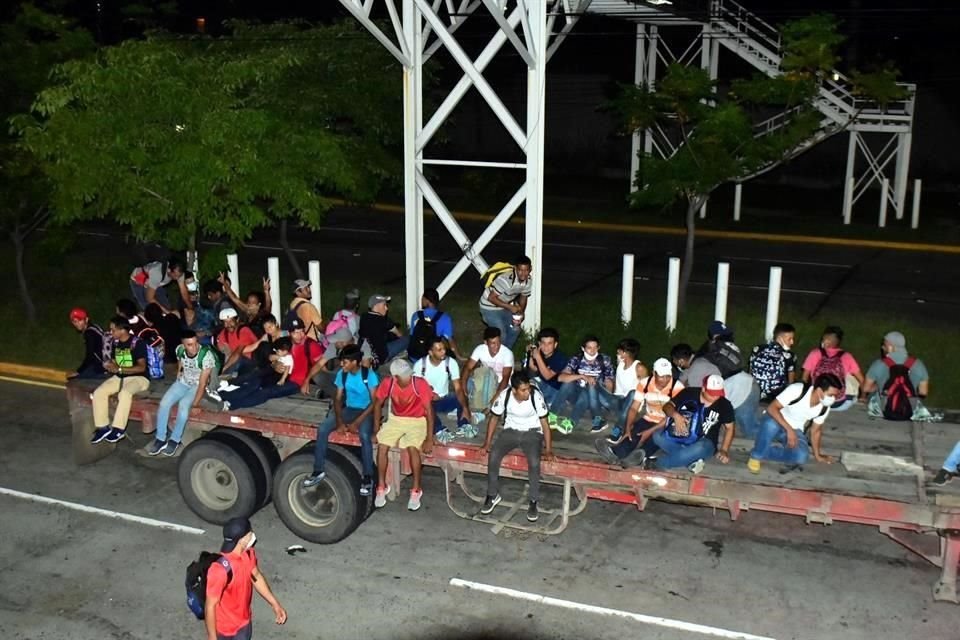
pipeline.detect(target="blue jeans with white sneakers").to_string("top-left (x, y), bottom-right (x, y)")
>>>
top-left (155, 381), bottom-right (197, 443)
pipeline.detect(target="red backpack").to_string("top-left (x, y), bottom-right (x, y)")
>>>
top-left (881, 356), bottom-right (917, 421)
top-left (812, 348), bottom-right (846, 396)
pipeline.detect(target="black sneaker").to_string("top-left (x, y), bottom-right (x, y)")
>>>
top-left (360, 476), bottom-right (373, 496)
top-left (161, 440), bottom-right (181, 457)
top-left (621, 448), bottom-right (647, 469)
top-left (480, 494), bottom-right (501, 515)
top-left (103, 427), bottom-right (126, 443)
top-left (932, 469), bottom-right (956, 486)
top-left (90, 427), bottom-right (112, 444)
top-left (593, 438), bottom-right (621, 465)
top-left (145, 439), bottom-right (166, 456)
top-left (527, 500), bottom-right (539, 522)
top-left (302, 471), bottom-right (326, 488)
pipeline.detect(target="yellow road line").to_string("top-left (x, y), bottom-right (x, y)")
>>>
top-left (0, 363), bottom-right (69, 384)
top-left (333, 199), bottom-right (960, 255)
top-left (0, 376), bottom-right (66, 390)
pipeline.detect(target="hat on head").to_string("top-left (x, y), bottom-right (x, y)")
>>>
top-left (221, 517), bottom-right (252, 553)
top-left (884, 331), bottom-right (906, 349)
top-left (293, 279), bottom-right (311, 293)
top-left (703, 374), bottom-right (725, 398)
top-left (421, 288), bottom-right (440, 306)
top-left (344, 288), bottom-right (360, 300)
top-left (707, 320), bottom-right (733, 339)
top-left (286, 317), bottom-right (305, 331)
top-left (389, 358), bottom-right (413, 379)
top-left (69, 307), bottom-right (88, 322)
top-left (652, 357), bottom-right (673, 376)
top-left (368, 294), bottom-right (391, 309)
top-left (219, 307), bottom-right (238, 321)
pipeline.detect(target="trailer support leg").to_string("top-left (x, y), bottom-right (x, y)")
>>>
top-left (934, 534), bottom-right (960, 603)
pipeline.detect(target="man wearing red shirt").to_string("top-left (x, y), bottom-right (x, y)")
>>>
top-left (287, 319), bottom-right (325, 395)
top-left (373, 359), bottom-right (434, 511)
top-left (205, 517), bottom-right (286, 640)
top-left (217, 308), bottom-right (258, 376)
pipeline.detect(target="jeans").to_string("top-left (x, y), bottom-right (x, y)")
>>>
top-left (829, 395), bottom-right (856, 412)
top-left (385, 335), bottom-right (410, 362)
top-left (480, 307), bottom-right (520, 348)
top-left (749, 415), bottom-right (810, 464)
top-left (734, 383), bottom-right (762, 438)
top-left (312, 407), bottom-right (374, 476)
top-left (942, 441), bottom-right (960, 472)
top-left (217, 622), bottom-right (252, 640)
top-left (155, 381), bottom-right (198, 443)
top-left (222, 355), bottom-right (257, 378)
top-left (652, 429), bottom-right (716, 469)
top-left (550, 381), bottom-right (611, 423)
top-left (221, 379), bottom-right (298, 409)
top-left (130, 281), bottom-right (170, 311)
top-left (431, 393), bottom-right (465, 433)
top-left (532, 379), bottom-right (559, 405)
top-left (486, 429), bottom-right (544, 501)
top-left (610, 418), bottom-right (660, 459)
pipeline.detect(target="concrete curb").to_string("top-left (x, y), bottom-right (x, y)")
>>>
top-left (0, 363), bottom-right (69, 385)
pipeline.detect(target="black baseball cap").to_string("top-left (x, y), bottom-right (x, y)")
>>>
top-left (221, 517), bottom-right (252, 552)
top-left (286, 318), bottom-right (306, 331)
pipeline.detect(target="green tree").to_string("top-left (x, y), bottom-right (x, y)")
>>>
top-left (15, 20), bottom-right (400, 282)
top-left (613, 15), bottom-right (905, 310)
top-left (0, 3), bottom-right (95, 322)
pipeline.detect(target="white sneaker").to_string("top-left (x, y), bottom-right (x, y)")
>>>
top-left (407, 489), bottom-right (423, 511)
top-left (688, 459), bottom-right (705, 474)
top-left (375, 485), bottom-right (390, 508)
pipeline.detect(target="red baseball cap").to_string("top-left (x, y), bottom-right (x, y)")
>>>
top-left (702, 374), bottom-right (725, 398)
top-left (69, 307), bottom-right (88, 322)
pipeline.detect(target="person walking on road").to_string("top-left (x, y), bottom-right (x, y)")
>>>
top-left (205, 517), bottom-right (287, 640)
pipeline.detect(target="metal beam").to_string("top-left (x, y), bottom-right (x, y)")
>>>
top-left (338, 0), bottom-right (411, 67)
top-left (481, 0), bottom-right (535, 67)
top-left (423, 0), bottom-right (482, 61)
top-left (524, 0), bottom-right (547, 332)
top-left (545, 0), bottom-right (593, 62)
top-left (402, 0), bottom-right (424, 321)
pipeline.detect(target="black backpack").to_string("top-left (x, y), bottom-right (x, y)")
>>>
top-left (407, 311), bottom-right (443, 361)
top-left (185, 552), bottom-right (232, 619)
top-left (284, 299), bottom-right (310, 332)
top-left (338, 366), bottom-right (371, 407)
top-left (881, 356), bottom-right (917, 421)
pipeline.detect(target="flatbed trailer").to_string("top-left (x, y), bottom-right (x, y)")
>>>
top-left (66, 378), bottom-right (960, 603)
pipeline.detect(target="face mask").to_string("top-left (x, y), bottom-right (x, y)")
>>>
top-left (246, 532), bottom-right (257, 549)
top-left (616, 353), bottom-right (625, 363)
top-left (583, 352), bottom-right (598, 361)
top-left (777, 339), bottom-right (791, 352)
top-left (821, 394), bottom-right (836, 408)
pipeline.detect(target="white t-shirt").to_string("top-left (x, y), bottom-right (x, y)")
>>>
top-left (469, 344), bottom-right (515, 383)
top-left (412, 356), bottom-right (461, 397)
top-left (277, 354), bottom-right (295, 372)
top-left (614, 360), bottom-right (642, 397)
top-left (775, 382), bottom-right (831, 431)
top-left (490, 387), bottom-right (548, 432)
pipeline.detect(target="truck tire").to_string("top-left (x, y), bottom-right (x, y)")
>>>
top-left (272, 452), bottom-right (359, 544)
top-left (205, 429), bottom-right (280, 509)
top-left (326, 444), bottom-right (374, 523)
top-left (178, 439), bottom-right (261, 525)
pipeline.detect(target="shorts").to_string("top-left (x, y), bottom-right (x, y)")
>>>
top-left (376, 415), bottom-right (428, 450)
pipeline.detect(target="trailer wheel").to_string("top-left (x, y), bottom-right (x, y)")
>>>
top-left (178, 439), bottom-right (261, 524)
top-left (205, 429), bottom-right (280, 509)
top-left (272, 452), bottom-right (359, 544)
top-left (326, 444), bottom-right (374, 523)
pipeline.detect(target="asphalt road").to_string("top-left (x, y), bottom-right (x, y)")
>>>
top-left (0, 380), bottom-right (956, 640)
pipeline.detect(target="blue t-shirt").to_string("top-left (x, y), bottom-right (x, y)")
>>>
top-left (524, 349), bottom-right (568, 390)
top-left (410, 308), bottom-right (454, 339)
top-left (335, 367), bottom-right (381, 410)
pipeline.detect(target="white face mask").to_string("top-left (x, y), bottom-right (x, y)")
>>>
top-left (583, 352), bottom-right (598, 361)
top-left (820, 394), bottom-right (836, 407)
top-left (777, 339), bottom-right (791, 352)
top-left (246, 532), bottom-right (257, 549)
top-left (616, 353), bottom-right (625, 363)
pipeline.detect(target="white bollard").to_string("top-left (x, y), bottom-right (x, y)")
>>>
top-left (621, 253), bottom-right (635, 327)
top-left (666, 257), bottom-right (680, 332)
top-left (267, 257), bottom-right (281, 319)
top-left (842, 177), bottom-right (853, 225)
top-left (309, 260), bottom-right (322, 316)
top-left (911, 179), bottom-right (922, 230)
top-left (733, 184), bottom-right (742, 222)
top-left (714, 262), bottom-right (730, 324)
top-left (878, 178), bottom-right (889, 228)
top-left (226, 253), bottom-right (239, 293)
top-left (764, 266), bottom-right (782, 341)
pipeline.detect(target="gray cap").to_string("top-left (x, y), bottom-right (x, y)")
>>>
top-left (884, 331), bottom-right (906, 349)
top-left (389, 358), bottom-right (413, 378)
top-left (293, 279), bottom-right (311, 292)
top-left (344, 288), bottom-right (360, 300)
top-left (368, 293), bottom-right (391, 308)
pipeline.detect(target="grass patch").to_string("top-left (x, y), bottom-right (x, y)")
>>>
top-left (3, 239), bottom-right (956, 408)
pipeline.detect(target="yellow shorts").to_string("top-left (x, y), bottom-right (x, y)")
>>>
top-left (376, 415), bottom-right (428, 450)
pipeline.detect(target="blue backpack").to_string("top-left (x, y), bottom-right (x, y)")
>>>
top-left (135, 328), bottom-right (165, 379)
top-left (185, 552), bottom-right (232, 619)
top-left (665, 405), bottom-right (706, 446)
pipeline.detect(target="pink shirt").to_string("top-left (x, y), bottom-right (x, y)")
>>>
top-left (802, 347), bottom-right (860, 376)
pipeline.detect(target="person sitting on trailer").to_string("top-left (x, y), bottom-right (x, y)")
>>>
top-left (863, 330), bottom-right (931, 422)
top-left (746, 374), bottom-right (842, 474)
top-left (479, 371), bottom-right (555, 523)
top-left (800, 325), bottom-right (863, 412)
top-left (461, 326), bottom-right (514, 415)
top-left (524, 327), bottom-right (567, 405)
top-left (411, 336), bottom-right (471, 441)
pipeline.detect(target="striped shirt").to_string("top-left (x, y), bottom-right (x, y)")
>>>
top-left (479, 269), bottom-right (532, 310)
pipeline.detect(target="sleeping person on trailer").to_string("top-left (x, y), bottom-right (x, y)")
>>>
top-left (479, 371), bottom-right (555, 524)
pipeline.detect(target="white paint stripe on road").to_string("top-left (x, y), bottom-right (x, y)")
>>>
top-left (721, 256), bottom-right (852, 269)
top-left (449, 578), bottom-right (777, 640)
top-left (0, 487), bottom-right (206, 535)
top-left (0, 376), bottom-right (65, 390)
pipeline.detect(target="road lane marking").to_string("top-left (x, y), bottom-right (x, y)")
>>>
top-left (0, 376), bottom-right (65, 390)
top-left (449, 578), bottom-right (777, 640)
top-left (719, 256), bottom-right (853, 269)
top-left (0, 487), bottom-right (206, 535)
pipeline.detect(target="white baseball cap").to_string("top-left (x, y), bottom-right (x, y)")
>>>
top-left (652, 357), bottom-right (673, 376)
top-left (703, 374), bottom-right (725, 398)
top-left (219, 307), bottom-right (238, 321)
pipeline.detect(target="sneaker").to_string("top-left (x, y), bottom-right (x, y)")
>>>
top-left (375, 485), bottom-right (390, 508)
top-left (480, 494), bottom-right (502, 515)
top-left (161, 440), bottom-right (181, 457)
top-left (688, 459), bottom-right (705, 475)
top-left (90, 426), bottom-right (112, 444)
top-left (621, 448), bottom-right (647, 469)
top-left (457, 423), bottom-right (479, 439)
top-left (593, 438), bottom-right (621, 465)
top-left (457, 416), bottom-right (471, 430)
top-left (104, 427), bottom-right (126, 444)
top-left (435, 428), bottom-right (456, 445)
top-left (205, 388), bottom-right (222, 402)
top-left (747, 458), bottom-right (762, 474)
top-left (527, 500), bottom-right (539, 522)
top-left (302, 471), bottom-right (326, 488)
top-left (360, 476), bottom-right (373, 496)
top-left (590, 416), bottom-right (607, 433)
top-left (547, 412), bottom-right (559, 426)
top-left (549, 415), bottom-right (574, 435)
top-left (932, 469), bottom-right (956, 486)
top-left (220, 400), bottom-right (231, 412)
top-left (407, 488), bottom-right (423, 511)
top-left (145, 439), bottom-right (166, 456)
top-left (607, 426), bottom-right (624, 442)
